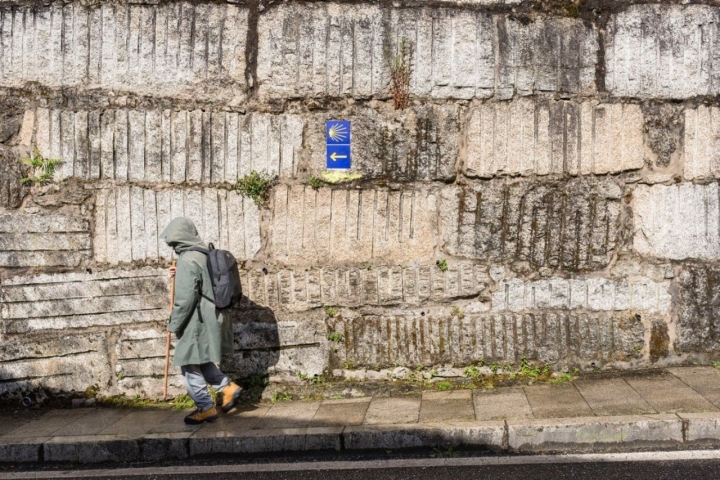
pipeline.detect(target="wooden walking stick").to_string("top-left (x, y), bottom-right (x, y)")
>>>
top-left (163, 259), bottom-right (177, 401)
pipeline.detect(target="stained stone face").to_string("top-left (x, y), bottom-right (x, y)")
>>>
top-left (606, 5), bottom-right (720, 99)
top-left (257, 4), bottom-right (597, 100)
top-left (328, 310), bottom-right (646, 368)
top-left (676, 265), bottom-right (720, 354)
top-left (0, 3), bottom-right (248, 101)
top-left (439, 179), bottom-right (624, 271)
top-left (0, 334), bottom-right (111, 394)
top-left (32, 109), bottom-right (304, 183)
top-left (632, 183), bottom-right (720, 261)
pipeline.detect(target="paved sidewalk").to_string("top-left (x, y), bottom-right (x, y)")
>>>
top-left (4, 367), bottom-right (720, 464)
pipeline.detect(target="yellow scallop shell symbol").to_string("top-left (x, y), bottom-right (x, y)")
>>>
top-left (328, 123), bottom-right (348, 142)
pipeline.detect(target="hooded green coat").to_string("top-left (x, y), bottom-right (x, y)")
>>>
top-left (159, 217), bottom-right (234, 367)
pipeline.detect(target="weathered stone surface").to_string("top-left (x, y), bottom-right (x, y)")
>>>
top-left (676, 264), bottom-right (720, 354)
top-left (94, 186), bottom-right (260, 265)
top-left (0, 3), bottom-right (248, 101)
top-left (0, 145), bottom-right (27, 208)
top-left (223, 311), bottom-right (328, 377)
top-left (0, 267), bottom-right (167, 333)
top-left (243, 263), bottom-right (488, 312)
top-left (306, 105), bottom-right (459, 181)
top-left (0, 97), bottom-right (22, 144)
top-left (115, 329), bottom-right (184, 398)
top-left (683, 106), bottom-right (720, 180)
top-left (507, 415), bottom-right (683, 451)
top-left (0, 334), bottom-right (111, 394)
top-left (606, 5), bottom-right (720, 99)
top-left (32, 109), bottom-right (303, 183)
top-left (0, 213), bottom-right (90, 267)
top-left (328, 310), bottom-right (645, 368)
top-left (440, 179), bottom-right (623, 271)
top-left (465, 99), bottom-right (644, 178)
top-left (269, 186), bottom-right (436, 265)
top-left (632, 183), bottom-right (720, 261)
top-left (491, 276), bottom-right (671, 314)
top-left (258, 4), bottom-right (597, 99)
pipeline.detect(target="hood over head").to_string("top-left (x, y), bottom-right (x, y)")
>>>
top-left (159, 217), bottom-right (206, 254)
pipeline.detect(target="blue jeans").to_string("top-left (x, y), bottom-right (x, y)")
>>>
top-left (180, 363), bottom-right (230, 411)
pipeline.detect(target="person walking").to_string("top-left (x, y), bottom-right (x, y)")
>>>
top-left (160, 217), bottom-right (241, 425)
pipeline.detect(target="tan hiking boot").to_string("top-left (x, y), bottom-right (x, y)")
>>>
top-left (184, 406), bottom-right (219, 425)
top-left (220, 382), bottom-right (241, 413)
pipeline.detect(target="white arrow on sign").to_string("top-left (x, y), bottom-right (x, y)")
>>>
top-left (330, 152), bottom-right (347, 161)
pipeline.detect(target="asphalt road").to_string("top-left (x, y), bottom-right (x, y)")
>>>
top-left (3, 451), bottom-right (720, 480)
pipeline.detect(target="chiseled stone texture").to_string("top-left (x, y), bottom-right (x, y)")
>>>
top-left (633, 183), bottom-right (720, 261)
top-left (0, 2), bottom-right (248, 101)
top-left (676, 264), bottom-right (720, 354)
top-left (0, 145), bottom-right (27, 208)
top-left (306, 105), bottom-right (459, 181)
top-left (224, 312), bottom-right (329, 377)
top-left (243, 263), bottom-right (489, 312)
top-left (0, 213), bottom-right (90, 267)
top-left (328, 310), bottom-right (645, 367)
top-left (115, 329), bottom-right (184, 398)
top-left (465, 100), bottom-right (644, 178)
top-left (257, 4), bottom-right (597, 99)
top-left (32, 109), bottom-right (304, 183)
top-left (491, 277), bottom-right (672, 314)
top-left (0, 334), bottom-right (111, 394)
top-left (683, 106), bottom-right (720, 180)
top-left (0, 267), bottom-right (167, 334)
top-left (94, 186), bottom-right (260, 265)
top-left (606, 5), bottom-right (720, 99)
top-left (440, 179), bottom-right (623, 271)
top-left (269, 186), bottom-right (436, 265)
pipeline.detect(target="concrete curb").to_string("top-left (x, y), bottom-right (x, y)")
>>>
top-left (3, 413), bottom-right (720, 464)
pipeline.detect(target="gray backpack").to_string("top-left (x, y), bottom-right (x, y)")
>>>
top-left (188, 243), bottom-right (242, 309)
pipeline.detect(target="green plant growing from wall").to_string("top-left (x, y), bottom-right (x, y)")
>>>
top-left (234, 170), bottom-right (275, 206)
top-left (327, 332), bottom-right (344, 343)
top-left (271, 391), bottom-right (292, 403)
top-left (324, 306), bottom-right (339, 317)
top-left (450, 306), bottom-right (464, 319)
top-left (309, 176), bottom-right (323, 190)
top-left (437, 259), bottom-right (448, 272)
top-left (20, 149), bottom-right (63, 185)
top-left (385, 37), bottom-right (413, 110)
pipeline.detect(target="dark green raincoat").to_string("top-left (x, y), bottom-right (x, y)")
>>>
top-left (159, 217), bottom-right (234, 367)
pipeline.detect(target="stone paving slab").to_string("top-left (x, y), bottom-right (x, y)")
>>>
top-left (259, 402), bottom-right (322, 429)
top-left (419, 390), bottom-right (475, 423)
top-left (52, 409), bottom-right (131, 437)
top-left (2, 409), bottom-right (91, 439)
top-left (668, 367), bottom-right (720, 408)
top-left (309, 398), bottom-right (371, 427)
top-left (364, 396), bottom-right (421, 425)
top-left (473, 387), bottom-right (534, 421)
top-left (575, 378), bottom-right (656, 416)
top-left (99, 409), bottom-right (175, 436)
top-left (625, 374), bottom-right (719, 413)
top-left (523, 384), bottom-right (593, 418)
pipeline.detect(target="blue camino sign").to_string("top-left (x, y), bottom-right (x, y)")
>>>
top-left (326, 120), bottom-right (351, 170)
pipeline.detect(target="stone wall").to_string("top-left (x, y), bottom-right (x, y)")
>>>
top-left (0, 0), bottom-right (718, 398)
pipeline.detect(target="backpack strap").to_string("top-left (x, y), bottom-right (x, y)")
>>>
top-left (185, 246), bottom-right (216, 304)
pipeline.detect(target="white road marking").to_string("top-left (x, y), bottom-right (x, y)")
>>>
top-left (3, 450), bottom-right (720, 479)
